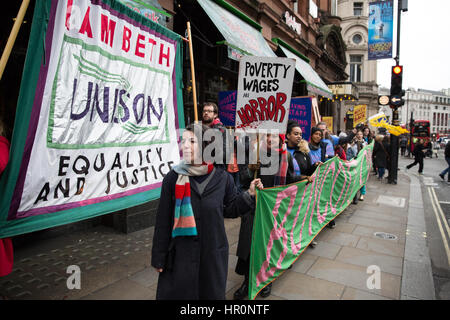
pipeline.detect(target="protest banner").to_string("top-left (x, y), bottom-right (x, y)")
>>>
top-left (249, 142), bottom-right (374, 299)
top-left (353, 104), bottom-right (367, 128)
top-left (235, 56), bottom-right (295, 133)
top-left (288, 97), bottom-right (313, 142)
top-left (322, 116), bottom-right (333, 132)
top-left (369, 113), bottom-right (409, 136)
top-left (218, 90), bottom-right (237, 127)
top-left (0, 0), bottom-right (184, 238)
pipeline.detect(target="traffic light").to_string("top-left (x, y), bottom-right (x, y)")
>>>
top-left (390, 65), bottom-right (404, 107)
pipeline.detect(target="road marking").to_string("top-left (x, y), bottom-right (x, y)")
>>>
top-left (427, 187), bottom-right (450, 267)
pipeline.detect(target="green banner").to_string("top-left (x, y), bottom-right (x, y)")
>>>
top-left (249, 142), bottom-right (374, 299)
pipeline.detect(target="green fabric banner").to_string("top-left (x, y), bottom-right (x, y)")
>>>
top-left (249, 142), bottom-right (374, 299)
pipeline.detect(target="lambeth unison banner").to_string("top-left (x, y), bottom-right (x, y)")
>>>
top-left (0, 0), bottom-right (184, 238)
top-left (249, 142), bottom-right (374, 299)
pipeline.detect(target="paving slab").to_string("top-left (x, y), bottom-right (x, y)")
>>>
top-left (340, 287), bottom-right (391, 300)
top-left (271, 271), bottom-right (345, 300)
top-left (335, 246), bottom-right (403, 276)
top-left (356, 236), bottom-right (405, 258)
top-left (81, 278), bottom-right (155, 300)
top-left (290, 253), bottom-right (319, 274)
top-left (352, 209), bottom-right (408, 225)
top-left (320, 231), bottom-right (360, 248)
top-left (305, 240), bottom-right (342, 260)
top-left (128, 267), bottom-right (159, 288)
top-left (307, 257), bottom-right (401, 299)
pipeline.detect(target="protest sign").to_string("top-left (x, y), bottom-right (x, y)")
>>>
top-left (322, 117), bottom-right (333, 132)
top-left (235, 56), bottom-right (295, 133)
top-left (288, 97), bottom-right (312, 142)
top-left (353, 104), bottom-right (367, 128)
top-left (218, 90), bottom-right (237, 127)
top-left (249, 142), bottom-right (374, 299)
top-left (0, 0), bottom-right (184, 237)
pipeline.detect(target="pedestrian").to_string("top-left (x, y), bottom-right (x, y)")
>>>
top-left (406, 139), bottom-right (426, 174)
top-left (400, 135), bottom-right (407, 156)
top-left (363, 126), bottom-right (373, 145)
top-left (233, 133), bottom-right (302, 300)
top-left (439, 140), bottom-right (450, 182)
top-left (151, 123), bottom-right (263, 300)
top-left (347, 130), bottom-right (367, 202)
top-left (373, 134), bottom-right (390, 181)
top-left (0, 118), bottom-right (13, 283)
top-left (432, 140), bottom-right (439, 158)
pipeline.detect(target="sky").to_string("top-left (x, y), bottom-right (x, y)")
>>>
top-left (376, 0), bottom-right (450, 92)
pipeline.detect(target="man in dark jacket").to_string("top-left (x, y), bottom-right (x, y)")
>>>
top-left (439, 141), bottom-right (450, 182)
top-left (406, 139), bottom-right (426, 174)
top-left (202, 102), bottom-right (227, 167)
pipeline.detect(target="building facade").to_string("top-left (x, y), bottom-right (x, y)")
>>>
top-left (337, 0), bottom-right (378, 130)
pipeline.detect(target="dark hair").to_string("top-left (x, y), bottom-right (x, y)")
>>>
top-left (311, 126), bottom-right (323, 137)
top-left (203, 102), bottom-right (218, 115)
top-left (286, 119), bottom-right (300, 135)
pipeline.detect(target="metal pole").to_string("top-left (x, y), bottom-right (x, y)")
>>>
top-left (388, 0), bottom-right (402, 184)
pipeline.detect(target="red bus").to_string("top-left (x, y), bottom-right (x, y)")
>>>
top-left (410, 120), bottom-right (431, 156)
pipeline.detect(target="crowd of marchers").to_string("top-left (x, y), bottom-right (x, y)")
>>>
top-left (149, 102), bottom-right (450, 300)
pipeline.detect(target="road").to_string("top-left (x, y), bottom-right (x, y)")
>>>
top-left (399, 149), bottom-right (450, 300)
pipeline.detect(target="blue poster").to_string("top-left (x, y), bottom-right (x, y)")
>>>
top-left (368, 0), bottom-right (393, 60)
top-left (289, 97), bottom-right (312, 142)
top-left (218, 91), bottom-right (237, 127)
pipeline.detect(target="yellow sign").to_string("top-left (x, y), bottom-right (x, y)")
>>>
top-left (353, 104), bottom-right (367, 127)
top-left (322, 117), bottom-right (333, 131)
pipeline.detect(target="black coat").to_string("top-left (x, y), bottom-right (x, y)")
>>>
top-left (292, 148), bottom-right (315, 176)
top-left (151, 168), bottom-right (254, 300)
top-left (413, 143), bottom-right (426, 159)
top-left (373, 141), bottom-right (390, 169)
top-left (445, 142), bottom-right (450, 158)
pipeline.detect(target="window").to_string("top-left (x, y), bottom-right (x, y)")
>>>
top-left (349, 55), bottom-right (363, 82)
top-left (352, 34), bottom-right (363, 44)
top-left (354, 2), bottom-right (363, 16)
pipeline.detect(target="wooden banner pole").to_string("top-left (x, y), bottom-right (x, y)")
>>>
top-left (254, 132), bottom-right (259, 179)
top-left (0, 0), bottom-right (30, 81)
top-left (186, 21), bottom-right (198, 123)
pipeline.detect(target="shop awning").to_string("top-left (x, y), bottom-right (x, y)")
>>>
top-left (197, 0), bottom-right (276, 59)
top-left (274, 38), bottom-right (332, 99)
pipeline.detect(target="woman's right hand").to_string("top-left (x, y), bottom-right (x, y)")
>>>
top-left (155, 268), bottom-right (163, 273)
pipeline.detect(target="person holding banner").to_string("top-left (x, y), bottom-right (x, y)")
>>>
top-left (151, 123), bottom-right (263, 300)
top-left (347, 130), bottom-right (368, 201)
top-left (317, 122), bottom-right (335, 160)
top-left (233, 133), bottom-right (302, 300)
top-left (308, 127), bottom-right (327, 166)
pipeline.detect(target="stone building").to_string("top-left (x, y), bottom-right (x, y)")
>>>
top-left (336, 0), bottom-right (379, 131)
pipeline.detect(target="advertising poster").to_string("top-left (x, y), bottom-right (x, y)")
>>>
top-left (353, 104), bottom-right (367, 127)
top-left (368, 0), bottom-right (394, 60)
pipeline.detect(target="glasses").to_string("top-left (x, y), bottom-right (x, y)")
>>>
top-left (203, 109), bottom-right (214, 114)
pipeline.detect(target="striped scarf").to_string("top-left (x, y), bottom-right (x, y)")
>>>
top-left (172, 161), bottom-right (214, 238)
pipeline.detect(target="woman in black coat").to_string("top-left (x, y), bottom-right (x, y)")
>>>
top-left (233, 133), bottom-right (302, 300)
top-left (151, 123), bottom-right (263, 300)
top-left (373, 134), bottom-right (390, 180)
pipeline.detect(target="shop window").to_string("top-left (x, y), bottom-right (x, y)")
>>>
top-left (349, 55), bottom-right (362, 82)
top-left (353, 2), bottom-right (363, 16)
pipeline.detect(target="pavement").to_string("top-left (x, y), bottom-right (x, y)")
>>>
top-left (0, 169), bottom-right (437, 300)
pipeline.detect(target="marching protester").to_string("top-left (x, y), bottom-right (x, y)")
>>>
top-left (363, 126), bottom-right (373, 145)
top-left (439, 139), bottom-right (450, 182)
top-left (201, 102), bottom-right (227, 169)
top-left (151, 123), bottom-right (263, 300)
top-left (308, 127), bottom-right (335, 228)
top-left (347, 130), bottom-right (368, 202)
top-left (316, 122), bottom-right (335, 160)
top-left (373, 134), bottom-right (390, 181)
top-left (0, 118), bottom-right (13, 284)
top-left (285, 120), bottom-right (314, 181)
top-left (233, 132), bottom-right (302, 300)
top-left (335, 132), bottom-right (349, 160)
top-left (406, 138), bottom-right (426, 174)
